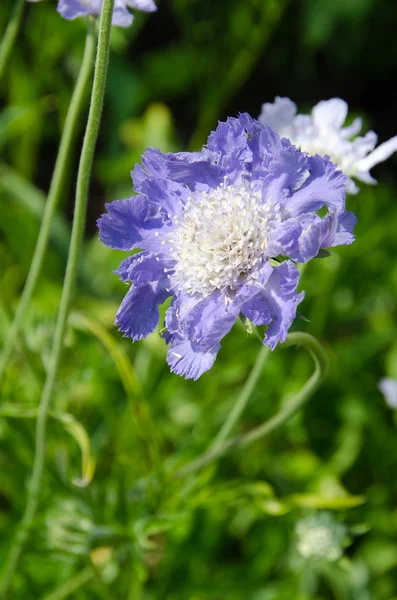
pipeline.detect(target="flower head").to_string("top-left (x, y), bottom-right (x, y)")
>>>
top-left (45, 498), bottom-right (93, 556)
top-left (259, 97), bottom-right (397, 194)
top-left (56, 0), bottom-right (156, 27)
top-left (295, 513), bottom-right (346, 562)
top-left (98, 114), bottom-right (355, 379)
top-left (379, 377), bottom-right (397, 409)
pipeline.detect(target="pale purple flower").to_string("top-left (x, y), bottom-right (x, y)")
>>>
top-left (379, 377), bottom-right (397, 409)
top-left (259, 97), bottom-right (397, 194)
top-left (55, 0), bottom-right (156, 27)
top-left (98, 114), bottom-right (355, 379)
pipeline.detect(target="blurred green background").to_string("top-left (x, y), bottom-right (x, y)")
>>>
top-left (1, 0), bottom-right (397, 598)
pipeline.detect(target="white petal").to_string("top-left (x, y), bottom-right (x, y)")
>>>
top-left (352, 130), bottom-right (378, 159)
top-left (259, 96), bottom-right (297, 134)
top-left (355, 135), bottom-right (397, 172)
top-left (353, 170), bottom-right (377, 185)
top-left (345, 178), bottom-right (360, 194)
top-left (126, 0), bottom-right (157, 11)
top-left (379, 377), bottom-right (397, 409)
top-left (312, 98), bottom-right (348, 131)
top-left (293, 114), bottom-right (313, 136)
top-left (341, 117), bottom-right (362, 139)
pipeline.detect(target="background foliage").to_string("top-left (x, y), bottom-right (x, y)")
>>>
top-left (1, 0), bottom-right (397, 598)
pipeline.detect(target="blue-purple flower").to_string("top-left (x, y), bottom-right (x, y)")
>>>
top-left (55, 0), bottom-right (156, 27)
top-left (98, 114), bottom-right (356, 379)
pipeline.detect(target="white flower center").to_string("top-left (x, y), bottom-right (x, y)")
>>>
top-left (166, 182), bottom-right (277, 296)
top-left (296, 515), bottom-right (345, 562)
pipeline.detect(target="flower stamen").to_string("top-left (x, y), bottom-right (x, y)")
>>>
top-left (167, 182), bottom-right (277, 296)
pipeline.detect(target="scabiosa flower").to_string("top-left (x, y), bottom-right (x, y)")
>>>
top-left (98, 114), bottom-right (355, 379)
top-left (295, 513), bottom-right (346, 562)
top-left (259, 97), bottom-right (397, 194)
top-left (379, 377), bottom-right (397, 409)
top-left (56, 0), bottom-right (157, 27)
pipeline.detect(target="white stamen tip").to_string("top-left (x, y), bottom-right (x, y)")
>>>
top-left (166, 181), bottom-right (274, 297)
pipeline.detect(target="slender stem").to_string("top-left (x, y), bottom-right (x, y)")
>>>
top-left (88, 559), bottom-right (114, 600)
top-left (0, 2), bottom-right (115, 594)
top-left (0, 161), bottom-right (70, 258)
top-left (175, 333), bottom-right (328, 478)
top-left (41, 567), bottom-right (93, 600)
top-left (0, 0), bottom-right (25, 82)
top-left (0, 21), bottom-right (96, 385)
top-left (210, 343), bottom-right (269, 449)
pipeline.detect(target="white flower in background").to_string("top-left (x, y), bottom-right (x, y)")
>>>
top-left (379, 377), bottom-right (397, 409)
top-left (259, 97), bottom-right (397, 194)
top-left (46, 498), bottom-right (93, 556)
top-left (295, 513), bottom-right (346, 562)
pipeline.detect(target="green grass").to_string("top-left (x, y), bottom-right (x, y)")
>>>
top-left (1, 0), bottom-right (397, 597)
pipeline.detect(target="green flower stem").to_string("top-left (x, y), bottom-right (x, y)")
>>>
top-left (175, 333), bottom-right (328, 478)
top-left (0, 20), bottom-right (96, 385)
top-left (0, 1), bottom-right (115, 594)
top-left (0, 0), bottom-right (25, 82)
top-left (41, 567), bottom-right (93, 600)
top-left (210, 343), bottom-right (270, 449)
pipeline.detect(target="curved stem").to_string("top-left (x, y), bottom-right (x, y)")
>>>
top-left (0, 2), bottom-right (115, 594)
top-left (175, 333), bottom-right (328, 478)
top-left (0, 0), bottom-right (24, 82)
top-left (210, 343), bottom-right (269, 449)
top-left (0, 20), bottom-right (96, 385)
